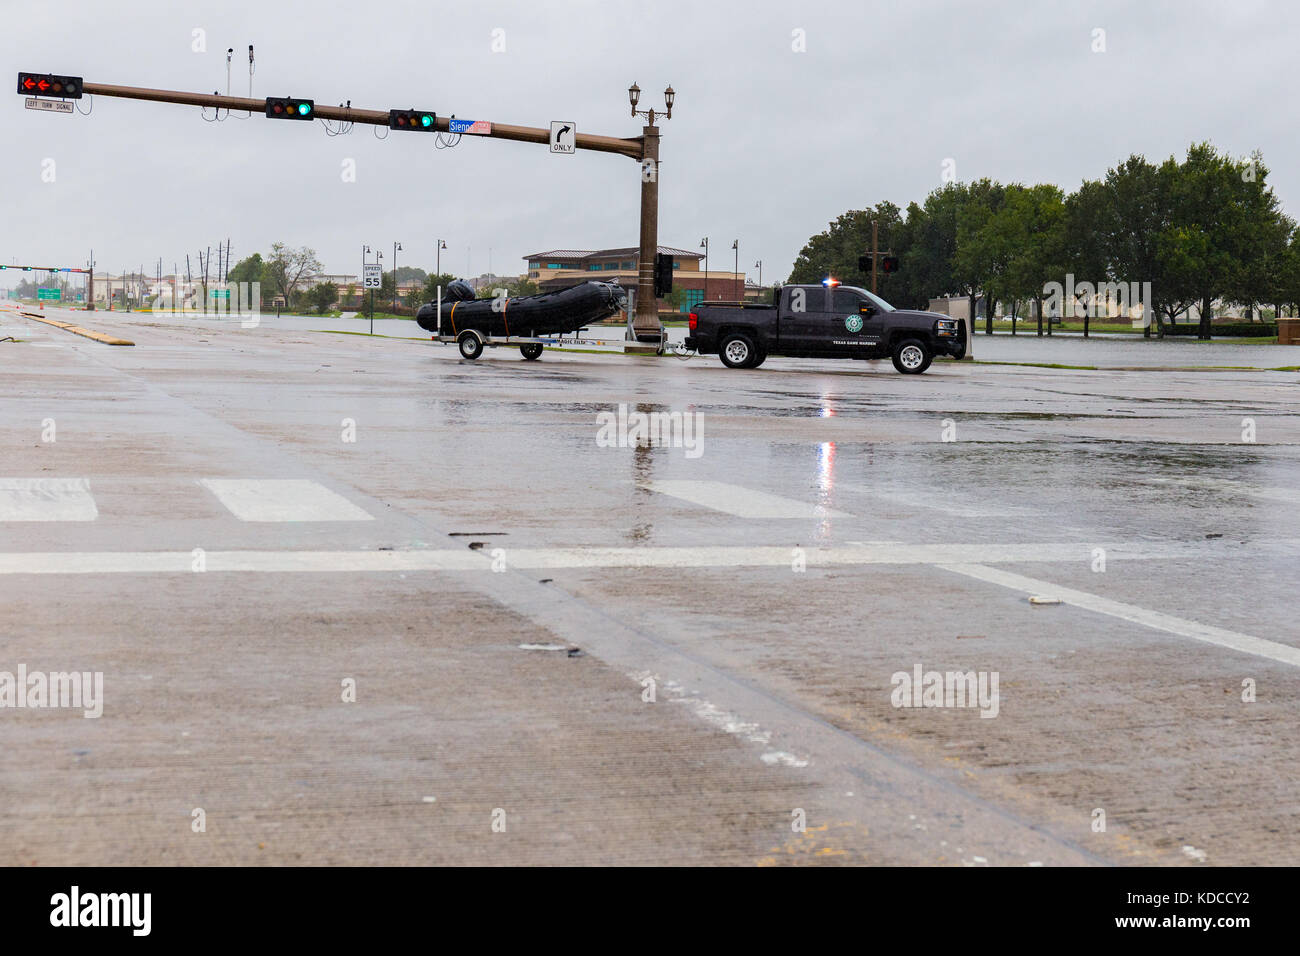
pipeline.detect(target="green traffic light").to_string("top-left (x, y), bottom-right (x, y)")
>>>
top-left (298, 102), bottom-right (312, 116)
top-left (421, 114), bottom-right (432, 127)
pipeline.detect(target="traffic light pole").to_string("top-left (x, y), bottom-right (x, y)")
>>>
top-left (78, 79), bottom-right (662, 346)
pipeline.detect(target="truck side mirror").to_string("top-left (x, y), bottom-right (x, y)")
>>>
top-left (860, 303), bottom-right (876, 317)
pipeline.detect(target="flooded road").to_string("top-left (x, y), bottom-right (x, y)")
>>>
top-left (3, 304), bottom-right (1298, 865)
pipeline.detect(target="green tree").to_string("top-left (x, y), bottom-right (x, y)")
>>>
top-left (304, 281), bottom-right (338, 315)
top-left (266, 242), bottom-right (323, 302)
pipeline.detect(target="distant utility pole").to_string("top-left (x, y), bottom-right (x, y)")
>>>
top-left (871, 219), bottom-right (879, 294)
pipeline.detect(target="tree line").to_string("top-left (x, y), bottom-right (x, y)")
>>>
top-left (787, 143), bottom-right (1296, 338)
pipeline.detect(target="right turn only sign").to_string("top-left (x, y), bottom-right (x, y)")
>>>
top-left (550, 121), bottom-right (575, 154)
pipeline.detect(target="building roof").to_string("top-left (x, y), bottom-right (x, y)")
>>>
top-left (524, 245), bottom-right (703, 261)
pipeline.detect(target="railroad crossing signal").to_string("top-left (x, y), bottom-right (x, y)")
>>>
top-left (388, 109), bottom-right (436, 131)
top-left (265, 96), bottom-right (314, 120)
top-left (16, 72), bottom-right (83, 98)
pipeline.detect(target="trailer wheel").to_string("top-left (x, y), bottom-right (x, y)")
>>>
top-left (458, 331), bottom-right (484, 360)
top-left (520, 343), bottom-right (543, 360)
top-left (891, 338), bottom-right (932, 374)
top-left (719, 333), bottom-right (756, 369)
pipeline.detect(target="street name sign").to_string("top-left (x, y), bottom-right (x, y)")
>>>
top-left (25, 97), bottom-right (73, 115)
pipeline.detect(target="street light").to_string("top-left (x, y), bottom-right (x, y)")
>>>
top-left (436, 239), bottom-right (447, 280)
top-left (699, 237), bottom-right (709, 303)
top-left (628, 82), bottom-right (674, 126)
top-left (626, 81), bottom-right (675, 345)
top-left (393, 241), bottom-right (402, 312)
top-left (754, 259), bottom-right (762, 292)
top-left (732, 239), bottom-right (739, 301)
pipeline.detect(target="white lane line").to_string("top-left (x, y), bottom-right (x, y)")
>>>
top-left (939, 563), bottom-right (1300, 669)
top-left (201, 479), bottom-right (373, 522)
top-left (641, 479), bottom-right (850, 519)
top-left (0, 540), bottom-right (1214, 575)
top-left (0, 478), bottom-right (97, 521)
top-left (1146, 476), bottom-right (1300, 505)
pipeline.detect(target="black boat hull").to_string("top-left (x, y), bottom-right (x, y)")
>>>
top-left (415, 281), bottom-right (627, 337)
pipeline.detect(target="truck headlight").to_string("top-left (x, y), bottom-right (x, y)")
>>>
top-left (936, 318), bottom-right (958, 335)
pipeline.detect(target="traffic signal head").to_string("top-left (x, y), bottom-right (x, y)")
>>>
top-left (388, 109), bottom-right (437, 131)
top-left (882, 256), bottom-right (900, 274)
top-left (17, 72), bottom-right (83, 98)
top-left (858, 255), bottom-right (871, 273)
top-left (654, 253), bottom-right (673, 297)
top-left (265, 96), bottom-right (314, 120)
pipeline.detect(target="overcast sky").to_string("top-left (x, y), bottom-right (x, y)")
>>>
top-left (2, 0), bottom-right (1293, 288)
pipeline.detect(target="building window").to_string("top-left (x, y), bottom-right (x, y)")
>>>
top-left (672, 262), bottom-right (680, 269)
top-left (680, 289), bottom-right (703, 312)
top-left (528, 261), bottom-right (541, 269)
top-left (546, 263), bottom-right (562, 269)
top-left (588, 264), bottom-right (603, 271)
top-left (604, 262), bottom-right (618, 270)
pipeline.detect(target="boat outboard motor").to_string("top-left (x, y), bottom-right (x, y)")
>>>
top-left (416, 279), bottom-right (477, 332)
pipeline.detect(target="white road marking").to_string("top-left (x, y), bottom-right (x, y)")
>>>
top-left (0, 540), bottom-right (1209, 575)
top-left (1146, 476), bottom-right (1300, 505)
top-left (641, 479), bottom-right (850, 518)
top-left (0, 478), bottom-right (97, 521)
top-left (201, 478), bottom-right (373, 522)
top-left (939, 563), bottom-right (1300, 668)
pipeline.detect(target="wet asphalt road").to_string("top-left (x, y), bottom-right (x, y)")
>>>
top-left (3, 304), bottom-right (1299, 866)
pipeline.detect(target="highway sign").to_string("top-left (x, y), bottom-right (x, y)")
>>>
top-left (37, 288), bottom-right (61, 301)
top-left (211, 289), bottom-right (230, 300)
top-left (550, 121), bottom-right (576, 154)
top-left (25, 98), bottom-right (74, 115)
top-left (362, 264), bottom-right (382, 289)
top-left (448, 118), bottom-right (491, 135)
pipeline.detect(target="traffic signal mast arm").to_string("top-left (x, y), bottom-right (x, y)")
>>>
top-left (80, 81), bottom-right (645, 160)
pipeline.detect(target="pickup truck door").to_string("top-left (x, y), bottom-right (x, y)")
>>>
top-left (829, 289), bottom-right (880, 354)
top-left (780, 286), bottom-right (839, 355)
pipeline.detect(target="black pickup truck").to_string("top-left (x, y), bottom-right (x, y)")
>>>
top-left (685, 283), bottom-right (966, 374)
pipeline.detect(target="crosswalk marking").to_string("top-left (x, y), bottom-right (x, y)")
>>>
top-left (0, 478), bottom-right (97, 521)
top-left (939, 562), bottom-right (1300, 669)
top-left (199, 479), bottom-right (374, 522)
top-left (640, 479), bottom-right (850, 519)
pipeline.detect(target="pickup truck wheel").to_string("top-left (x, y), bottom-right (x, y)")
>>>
top-left (748, 349), bottom-right (767, 369)
top-left (520, 343), bottom-right (543, 360)
top-left (720, 333), bottom-right (756, 369)
top-left (891, 338), bottom-right (932, 374)
top-left (457, 331), bottom-right (484, 360)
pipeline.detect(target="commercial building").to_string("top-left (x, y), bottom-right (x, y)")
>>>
top-left (524, 246), bottom-right (745, 312)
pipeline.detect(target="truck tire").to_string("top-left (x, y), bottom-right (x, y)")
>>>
top-left (520, 343), bottom-right (543, 360)
top-left (748, 349), bottom-right (767, 369)
top-left (891, 338), bottom-right (932, 374)
top-left (720, 333), bottom-right (756, 369)
top-left (458, 331), bottom-right (484, 360)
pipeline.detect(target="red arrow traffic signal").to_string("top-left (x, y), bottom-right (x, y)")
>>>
top-left (16, 72), bottom-right (83, 99)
